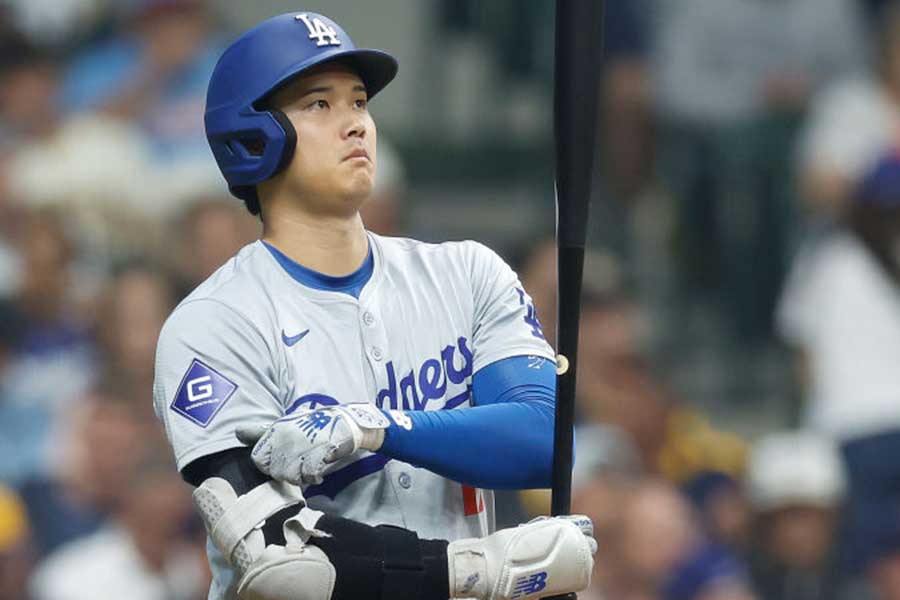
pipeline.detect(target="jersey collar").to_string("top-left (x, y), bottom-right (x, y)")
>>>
top-left (262, 240), bottom-right (374, 299)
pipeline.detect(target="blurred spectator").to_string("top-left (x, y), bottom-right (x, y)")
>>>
top-left (597, 0), bottom-right (654, 204)
top-left (1, 0), bottom-right (107, 47)
top-left (576, 286), bottom-right (669, 470)
top-left (62, 0), bottom-right (215, 141)
top-left (778, 153), bottom-right (900, 581)
top-left (0, 222), bottom-right (21, 300)
top-left (745, 432), bottom-right (849, 600)
top-left (29, 452), bottom-right (207, 600)
top-left (0, 32), bottom-right (59, 154)
top-left (863, 0), bottom-right (900, 25)
top-left (359, 138), bottom-right (408, 237)
top-left (515, 237), bottom-right (625, 350)
top-left (17, 386), bottom-right (147, 558)
top-left (570, 424), bottom-right (641, 600)
top-left (683, 471), bottom-right (751, 556)
top-left (655, 0), bottom-right (865, 336)
top-left (584, 479), bottom-right (695, 600)
top-left (798, 2), bottom-right (900, 219)
top-left (655, 0), bottom-right (863, 127)
top-left (94, 261), bottom-right (177, 411)
top-left (172, 198), bottom-right (260, 300)
top-left (60, 0), bottom-right (223, 207)
top-left (14, 213), bottom-right (81, 337)
top-left (779, 152), bottom-right (900, 444)
top-left (0, 32), bottom-right (169, 264)
top-left (572, 423), bottom-right (643, 487)
top-left (865, 510), bottom-right (900, 600)
top-left (0, 212), bottom-right (95, 484)
top-left (0, 485), bottom-right (33, 600)
top-left (0, 99), bottom-right (23, 296)
top-left (664, 543), bottom-right (755, 600)
top-left (573, 270), bottom-right (746, 480)
top-left (510, 238), bottom-right (749, 485)
top-left (0, 301), bottom-right (21, 372)
top-left (584, 478), bottom-right (754, 600)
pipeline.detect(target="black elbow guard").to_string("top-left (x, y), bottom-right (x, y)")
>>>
top-left (309, 515), bottom-right (450, 600)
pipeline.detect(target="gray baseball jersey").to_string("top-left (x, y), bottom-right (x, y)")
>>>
top-left (153, 233), bottom-right (555, 599)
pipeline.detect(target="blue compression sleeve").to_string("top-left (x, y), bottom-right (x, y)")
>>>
top-left (378, 355), bottom-right (556, 489)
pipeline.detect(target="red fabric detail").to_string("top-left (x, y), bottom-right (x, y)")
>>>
top-left (462, 484), bottom-right (484, 516)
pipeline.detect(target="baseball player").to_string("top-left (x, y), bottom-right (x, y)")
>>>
top-left (153, 11), bottom-right (594, 600)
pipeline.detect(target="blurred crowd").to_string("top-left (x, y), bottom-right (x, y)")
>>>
top-left (1, 1), bottom-right (900, 600)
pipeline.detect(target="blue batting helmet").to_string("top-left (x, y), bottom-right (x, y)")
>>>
top-left (204, 12), bottom-right (398, 203)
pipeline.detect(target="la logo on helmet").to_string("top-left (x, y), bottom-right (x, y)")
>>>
top-left (295, 14), bottom-right (341, 47)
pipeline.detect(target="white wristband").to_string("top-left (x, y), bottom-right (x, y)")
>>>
top-left (341, 404), bottom-right (390, 451)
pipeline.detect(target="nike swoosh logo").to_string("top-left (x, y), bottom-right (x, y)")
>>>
top-left (281, 329), bottom-right (310, 347)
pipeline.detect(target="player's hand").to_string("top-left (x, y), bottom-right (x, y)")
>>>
top-left (447, 514), bottom-right (596, 600)
top-left (235, 404), bottom-right (391, 486)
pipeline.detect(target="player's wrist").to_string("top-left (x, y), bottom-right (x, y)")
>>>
top-left (339, 404), bottom-right (390, 451)
top-left (359, 427), bottom-right (385, 451)
top-left (447, 538), bottom-right (488, 598)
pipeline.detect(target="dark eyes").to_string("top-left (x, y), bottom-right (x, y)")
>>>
top-left (305, 98), bottom-right (368, 110)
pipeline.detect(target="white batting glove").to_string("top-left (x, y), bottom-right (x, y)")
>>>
top-left (447, 515), bottom-right (597, 600)
top-left (236, 404), bottom-right (391, 486)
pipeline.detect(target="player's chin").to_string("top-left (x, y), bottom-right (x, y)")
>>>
top-left (329, 180), bottom-right (373, 210)
top-left (340, 167), bottom-right (375, 196)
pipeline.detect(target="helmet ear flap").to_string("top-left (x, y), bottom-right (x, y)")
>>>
top-left (205, 106), bottom-right (296, 187)
top-left (268, 109), bottom-right (297, 176)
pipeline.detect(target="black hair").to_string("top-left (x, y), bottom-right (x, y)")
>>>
top-left (235, 187), bottom-right (262, 217)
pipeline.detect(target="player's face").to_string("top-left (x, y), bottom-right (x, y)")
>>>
top-left (269, 64), bottom-right (377, 216)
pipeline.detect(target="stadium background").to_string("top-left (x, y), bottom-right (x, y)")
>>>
top-left (0, 0), bottom-right (897, 598)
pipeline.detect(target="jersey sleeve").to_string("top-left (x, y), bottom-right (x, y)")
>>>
top-left (466, 241), bottom-right (555, 372)
top-left (153, 298), bottom-right (287, 471)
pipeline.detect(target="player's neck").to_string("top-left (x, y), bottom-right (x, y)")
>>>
top-left (261, 209), bottom-right (369, 276)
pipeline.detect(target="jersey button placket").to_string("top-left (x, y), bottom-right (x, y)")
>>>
top-left (398, 472), bottom-right (412, 489)
top-left (360, 303), bottom-right (388, 379)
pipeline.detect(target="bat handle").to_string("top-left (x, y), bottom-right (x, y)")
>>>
top-left (542, 594), bottom-right (577, 600)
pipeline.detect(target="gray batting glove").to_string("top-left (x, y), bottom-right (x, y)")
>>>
top-left (236, 404), bottom-right (391, 486)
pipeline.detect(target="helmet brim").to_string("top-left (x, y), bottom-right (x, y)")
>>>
top-left (327, 49), bottom-right (398, 99)
top-left (259, 48), bottom-right (398, 106)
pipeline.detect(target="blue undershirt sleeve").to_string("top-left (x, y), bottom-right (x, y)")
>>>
top-left (378, 355), bottom-right (556, 489)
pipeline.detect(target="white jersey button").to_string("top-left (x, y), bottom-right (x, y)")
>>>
top-left (362, 311), bottom-right (376, 326)
top-left (398, 472), bottom-right (412, 489)
top-left (371, 346), bottom-right (384, 361)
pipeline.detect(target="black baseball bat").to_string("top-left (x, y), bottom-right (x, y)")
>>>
top-left (547, 0), bottom-right (604, 598)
